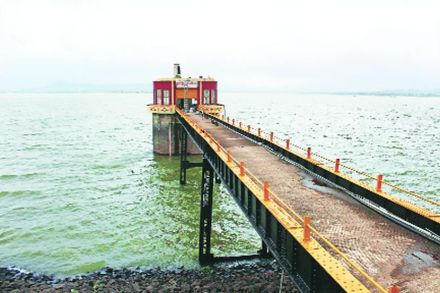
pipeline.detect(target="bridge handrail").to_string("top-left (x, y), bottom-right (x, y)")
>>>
top-left (216, 113), bottom-right (440, 210)
top-left (177, 108), bottom-right (390, 292)
top-left (219, 147), bottom-right (387, 293)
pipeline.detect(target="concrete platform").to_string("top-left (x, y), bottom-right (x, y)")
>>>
top-left (152, 114), bottom-right (201, 155)
top-left (189, 113), bottom-right (440, 292)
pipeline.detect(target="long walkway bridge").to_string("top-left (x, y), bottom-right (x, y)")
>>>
top-left (175, 108), bottom-right (439, 293)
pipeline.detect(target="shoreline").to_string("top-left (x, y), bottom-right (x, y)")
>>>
top-left (0, 260), bottom-right (297, 292)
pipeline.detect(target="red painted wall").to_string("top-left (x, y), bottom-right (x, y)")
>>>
top-left (197, 82), bottom-right (201, 106)
top-left (153, 81), bottom-right (173, 105)
top-left (200, 81), bottom-right (218, 104)
top-left (153, 80), bottom-right (218, 105)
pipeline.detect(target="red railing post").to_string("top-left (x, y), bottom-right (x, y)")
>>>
top-left (239, 161), bottom-right (245, 176)
top-left (258, 128), bottom-right (261, 137)
top-left (270, 132), bottom-right (273, 142)
top-left (232, 119), bottom-right (235, 126)
top-left (227, 150), bottom-right (231, 163)
top-left (335, 158), bottom-right (340, 173)
top-left (263, 181), bottom-right (269, 201)
top-left (376, 174), bottom-right (383, 192)
top-left (216, 141), bottom-right (220, 152)
top-left (227, 117), bottom-right (230, 123)
top-left (303, 216), bottom-right (311, 242)
top-left (247, 125), bottom-right (251, 132)
top-left (221, 114), bottom-right (224, 120)
top-left (307, 147), bottom-right (311, 159)
top-left (286, 139), bottom-right (290, 150)
top-left (239, 122), bottom-right (242, 128)
top-left (388, 285), bottom-right (400, 293)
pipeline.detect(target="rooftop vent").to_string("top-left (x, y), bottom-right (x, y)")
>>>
top-left (173, 63), bottom-right (181, 78)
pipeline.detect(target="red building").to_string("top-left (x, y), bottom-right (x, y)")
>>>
top-left (149, 64), bottom-right (223, 116)
top-left (148, 64), bottom-right (223, 155)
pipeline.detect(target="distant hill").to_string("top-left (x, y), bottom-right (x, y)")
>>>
top-left (1, 82), bottom-right (439, 96)
top-left (0, 81), bottom-right (149, 93)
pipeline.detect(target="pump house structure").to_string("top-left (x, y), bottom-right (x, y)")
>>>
top-left (148, 64), bottom-right (224, 155)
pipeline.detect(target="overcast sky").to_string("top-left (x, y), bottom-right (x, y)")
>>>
top-left (0, 0), bottom-right (439, 92)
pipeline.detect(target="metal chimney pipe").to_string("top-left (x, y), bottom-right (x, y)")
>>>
top-left (173, 63), bottom-right (181, 78)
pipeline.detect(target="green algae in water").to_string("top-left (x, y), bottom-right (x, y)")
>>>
top-left (1, 92), bottom-right (439, 277)
top-left (0, 93), bottom-right (260, 277)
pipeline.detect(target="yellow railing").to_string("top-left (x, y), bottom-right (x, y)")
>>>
top-left (212, 113), bottom-right (440, 213)
top-left (147, 104), bottom-right (176, 114)
top-left (197, 104), bottom-right (225, 117)
top-left (177, 108), bottom-right (397, 293)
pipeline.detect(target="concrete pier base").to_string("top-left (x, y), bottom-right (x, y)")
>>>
top-left (152, 113), bottom-right (201, 155)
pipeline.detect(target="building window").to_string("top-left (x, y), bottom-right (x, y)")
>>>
top-left (203, 89), bottom-right (210, 104)
top-left (163, 90), bottom-right (170, 105)
top-left (211, 90), bottom-right (216, 104)
top-left (156, 89), bottom-right (162, 104)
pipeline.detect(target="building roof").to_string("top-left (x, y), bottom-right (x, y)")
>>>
top-left (156, 77), bottom-right (216, 82)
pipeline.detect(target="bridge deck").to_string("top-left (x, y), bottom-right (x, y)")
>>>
top-left (189, 113), bottom-right (439, 292)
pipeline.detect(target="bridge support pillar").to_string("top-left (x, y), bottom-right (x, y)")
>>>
top-left (199, 158), bottom-right (214, 265)
top-left (180, 129), bottom-right (203, 184)
top-left (180, 129), bottom-right (188, 184)
top-left (258, 240), bottom-right (271, 258)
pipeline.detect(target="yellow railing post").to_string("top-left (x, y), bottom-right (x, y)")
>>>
top-left (335, 158), bottom-right (340, 173)
top-left (263, 181), bottom-right (269, 201)
top-left (376, 174), bottom-right (383, 192)
top-left (303, 216), bottom-right (311, 242)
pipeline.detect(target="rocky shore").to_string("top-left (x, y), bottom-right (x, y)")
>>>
top-left (0, 261), bottom-right (297, 292)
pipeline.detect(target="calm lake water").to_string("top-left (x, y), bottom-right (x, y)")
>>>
top-left (0, 92), bottom-right (439, 276)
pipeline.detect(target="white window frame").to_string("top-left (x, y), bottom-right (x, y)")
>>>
top-left (211, 89), bottom-right (216, 104)
top-left (156, 89), bottom-right (162, 104)
top-left (163, 90), bottom-right (170, 105)
top-left (203, 89), bottom-right (210, 104)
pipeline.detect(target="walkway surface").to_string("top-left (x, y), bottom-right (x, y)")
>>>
top-left (189, 113), bottom-right (440, 292)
